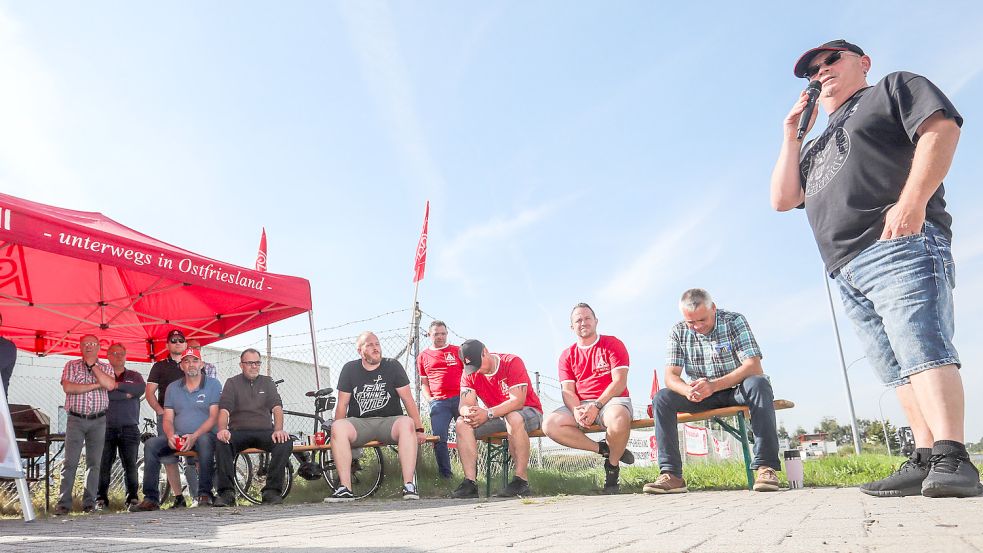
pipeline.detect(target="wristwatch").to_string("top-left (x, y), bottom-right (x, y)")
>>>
top-left (591, 400), bottom-right (604, 410)
top-left (486, 409), bottom-right (496, 420)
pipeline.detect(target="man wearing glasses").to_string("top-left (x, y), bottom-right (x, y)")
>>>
top-left (96, 342), bottom-right (145, 510)
top-left (55, 334), bottom-right (117, 515)
top-left (213, 348), bottom-right (292, 506)
top-left (771, 40), bottom-right (979, 498)
top-left (146, 328), bottom-right (193, 507)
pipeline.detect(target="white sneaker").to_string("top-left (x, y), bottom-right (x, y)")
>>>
top-left (402, 483), bottom-right (419, 500)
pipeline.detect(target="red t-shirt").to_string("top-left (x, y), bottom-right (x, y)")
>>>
top-left (558, 335), bottom-right (630, 400)
top-left (417, 345), bottom-right (463, 400)
top-left (460, 353), bottom-right (543, 413)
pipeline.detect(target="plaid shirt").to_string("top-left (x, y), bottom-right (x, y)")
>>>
top-left (666, 309), bottom-right (762, 381)
top-left (62, 358), bottom-right (113, 415)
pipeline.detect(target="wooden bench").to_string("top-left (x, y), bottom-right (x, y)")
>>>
top-left (175, 435), bottom-right (440, 457)
top-left (480, 399), bottom-right (794, 494)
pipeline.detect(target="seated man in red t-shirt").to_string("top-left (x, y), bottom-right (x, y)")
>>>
top-left (543, 303), bottom-right (635, 494)
top-left (452, 339), bottom-right (544, 499)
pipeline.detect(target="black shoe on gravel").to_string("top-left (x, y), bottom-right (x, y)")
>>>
top-left (451, 479), bottom-right (479, 499)
top-left (922, 449), bottom-right (983, 498)
top-left (495, 477), bottom-right (530, 498)
top-left (602, 460), bottom-right (620, 495)
top-left (860, 450), bottom-right (930, 497)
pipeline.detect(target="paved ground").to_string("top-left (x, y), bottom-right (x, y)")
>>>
top-left (1, 488), bottom-right (981, 552)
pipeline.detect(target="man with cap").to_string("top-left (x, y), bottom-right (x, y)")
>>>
top-left (771, 40), bottom-right (979, 498)
top-left (542, 303), bottom-right (634, 494)
top-left (324, 331), bottom-right (427, 502)
top-left (146, 329), bottom-right (190, 503)
top-left (54, 334), bottom-right (118, 515)
top-left (417, 320), bottom-right (463, 479)
top-left (133, 346), bottom-right (221, 510)
top-left (213, 348), bottom-right (292, 506)
top-left (451, 339), bottom-right (543, 499)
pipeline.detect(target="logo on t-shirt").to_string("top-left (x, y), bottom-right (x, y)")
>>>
top-left (803, 127), bottom-right (851, 197)
top-left (593, 355), bottom-right (611, 376)
top-left (499, 380), bottom-right (509, 396)
top-left (354, 375), bottom-right (391, 415)
top-left (444, 352), bottom-right (458, 365)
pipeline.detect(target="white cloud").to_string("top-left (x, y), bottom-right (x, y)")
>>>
top-left (0, 8), bottom-right (77, 203)
top-left (596, 207), bottom-right (721, 305)
top-left (434, 201), bottom-right (560, 293)
top-left (338, 1), bottom-right (445, 202)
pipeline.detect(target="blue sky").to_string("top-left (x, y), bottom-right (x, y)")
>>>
top-left (2, 2), bottom-right (982, 441)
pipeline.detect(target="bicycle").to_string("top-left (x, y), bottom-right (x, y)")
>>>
top-left (231, 382), bottom-right (385, 503)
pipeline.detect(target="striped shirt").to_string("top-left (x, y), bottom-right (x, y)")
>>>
top-left (666, 309), bottom-right (762, 380)
top-left (62, 358), bottom-right (113, 415)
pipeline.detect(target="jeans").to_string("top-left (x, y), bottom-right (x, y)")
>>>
top-left (58, 415), bottom-right (106, 510)
top-left (653, 375), bottom-right (780, 475)
top-left (429, 396), bottom-right (460, 477)
top-left (97, 425), bottom-right (141, 503)
top-left (834, 221), bottom-right (959, 387)
top-left (215, 429), bottom-right (292, 497)
top-left (141, 433), bottom-right (216, 503)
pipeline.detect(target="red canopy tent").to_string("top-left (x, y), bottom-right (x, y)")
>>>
top-left (0, 192), bottom-right (320, 375)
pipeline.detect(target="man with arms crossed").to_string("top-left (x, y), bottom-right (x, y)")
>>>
top-left (644, 289), bottom-right (780, 494)
top-left (771, 40), bottom-right (979, 497)
top-left (325, 331), bottom-right (427, 501)
top-left (543, 303), bottom-right (634, 494)
top-left (55, 334), bottom-right (117, 515)
top-left (451, 339), bottom-right (544, 498)
top-left (417, 320), bottom-right (463, 479)
top-left (96, 342), bottom-right (145, 510)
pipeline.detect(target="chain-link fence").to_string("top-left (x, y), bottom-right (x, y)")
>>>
top-left (2, 308), bottom-right (745, 512)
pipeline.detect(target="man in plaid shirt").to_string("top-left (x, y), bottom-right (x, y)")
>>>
top-left (55, 334), bottom-right (118, 515)
top-left (644, 289), bottom-right (781, 495)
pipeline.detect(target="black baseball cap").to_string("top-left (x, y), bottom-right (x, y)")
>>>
top-left (793, 40), bottom-right (865, 78)
top-left (166, 329), bottom-right (186, 341)
top-left (459, 339), bottom-right (486, 375)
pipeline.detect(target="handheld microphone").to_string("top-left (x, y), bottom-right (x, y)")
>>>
top-left (796, 80), bottom-right (822, 140)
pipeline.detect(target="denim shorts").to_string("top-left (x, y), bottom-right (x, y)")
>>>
top-left (834, 221), bottom-right (959, 387)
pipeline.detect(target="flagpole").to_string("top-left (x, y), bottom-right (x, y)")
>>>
top-left (407, 201), bottom-right (429, 410)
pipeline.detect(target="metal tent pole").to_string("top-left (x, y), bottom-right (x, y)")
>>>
top-left (824, 272), bottom-right (862, 455)
top-left (308, 310), bottom-right (323, 389)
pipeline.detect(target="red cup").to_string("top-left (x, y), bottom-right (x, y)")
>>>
top-left (174, 436), bottom-right (185, 450)
top-left (314, 431), bottom-right (326, 446)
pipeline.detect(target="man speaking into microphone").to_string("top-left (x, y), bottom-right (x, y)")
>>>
top-left (770, 40), bottom-right (980, 498)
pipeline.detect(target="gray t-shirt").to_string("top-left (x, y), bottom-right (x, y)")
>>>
top-left (799, 71), bottom-right (962, 274)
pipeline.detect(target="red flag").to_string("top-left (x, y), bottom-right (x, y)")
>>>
top-left (413, 202), bottom-right (429, 283)
top-left (255, 227), bottom-right (268, 272)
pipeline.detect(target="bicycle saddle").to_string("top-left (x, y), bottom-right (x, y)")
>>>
top-left (306, 387), bottom-right (334, 397)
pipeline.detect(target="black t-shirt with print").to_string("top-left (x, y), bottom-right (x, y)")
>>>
top-left (337, 358), bottom-right (409, 419)
top-left (799, 71), bottom-right (962, 274)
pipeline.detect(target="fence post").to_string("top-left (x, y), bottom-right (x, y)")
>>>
top-left (265, 326), bottom-right (272, 377)
top-left (535, 371), bottom-right (543, 468)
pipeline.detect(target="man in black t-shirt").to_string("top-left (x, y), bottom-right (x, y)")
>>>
top-left (771, 40), bottom-right (979, 498)
top-left (324, 331), bottom-right (427, 502)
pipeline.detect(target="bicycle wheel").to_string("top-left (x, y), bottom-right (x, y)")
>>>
top-left (135, 457), bottom-right (174, 503)
top-left (233, 451), bottom-right (293, 505)
top-left (320, 445), bottom-right (384, 499)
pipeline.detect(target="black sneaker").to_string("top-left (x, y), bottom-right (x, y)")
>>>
top-left (324, 486), bottom-right (355, 503)
top-left (922, 450), bottom-right (983, 498)
top-left (94, 499), bottom-right (107, 511)
top-left (602, 460), bottom-right (620, 494)
top-left (402, 483), bottom-right (420, 500)
top-left (495, 477), bottom-right (530, 498)
top-left (262, 491), bottom-right (284, 505)
top-left (52, 505), bottom-right (71, 516)
top-left (598, 440), bottom-right (635, 465)
top-left (860, 451), bottom-right (930, 497)
top-left (451, 479), bottom-right (479, 499)
top-left (169, 495), bottom-right (187, 509)
top-left (212, 492), bottom-right (237, 508)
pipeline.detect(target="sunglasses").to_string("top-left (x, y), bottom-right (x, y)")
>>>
top-left (805, 50), bottom-right (858, 79)
top-left (241, 361), bottom-right (262, 367)
top-left (169, 337), bottom-right (186, 344)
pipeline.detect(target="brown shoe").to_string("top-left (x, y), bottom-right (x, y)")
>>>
top-left (130, 499), bottom-right (160, 512)
top-left (643, 472), bottom-right (688, 494)
top-left (753, 467), bottom-right (780, 492)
